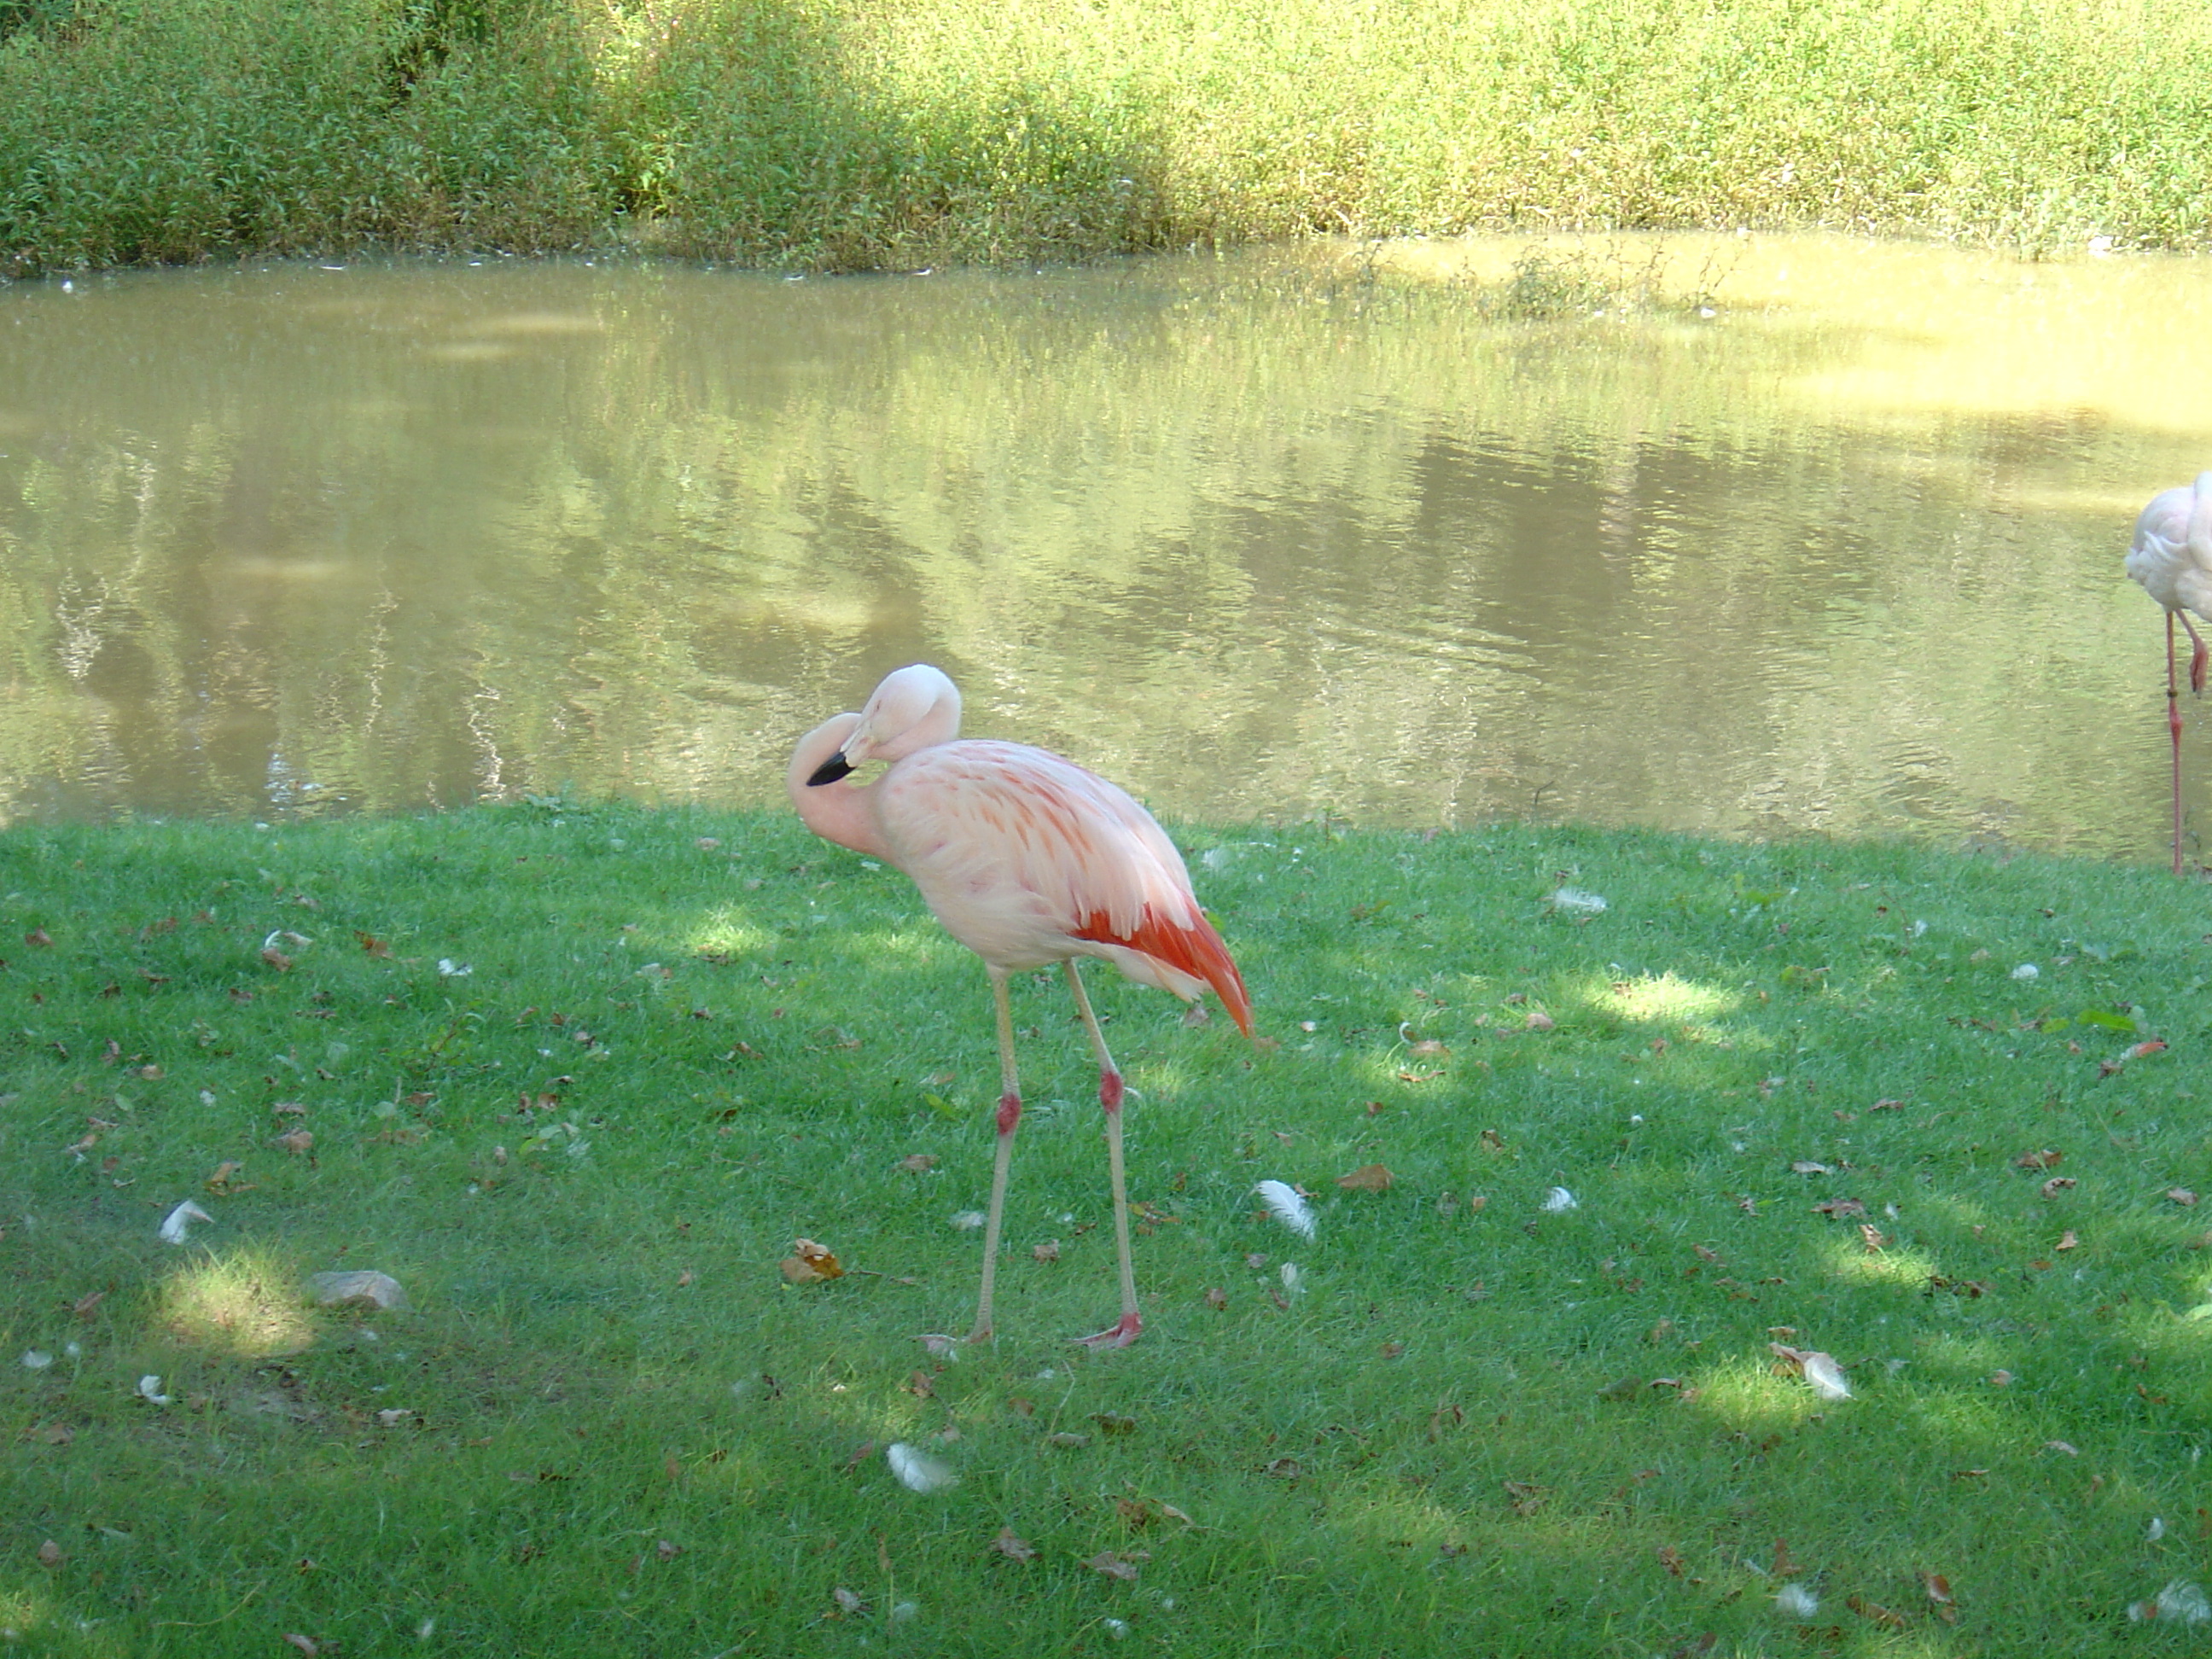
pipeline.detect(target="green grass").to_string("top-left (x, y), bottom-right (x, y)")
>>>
top-left (4, 801), bottom-right (2210, 1654)
top-left (4, 0), bottom-right (2212, 272)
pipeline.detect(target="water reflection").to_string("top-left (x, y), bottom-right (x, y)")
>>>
top-left (1, 236), bottom-right (2208, 859)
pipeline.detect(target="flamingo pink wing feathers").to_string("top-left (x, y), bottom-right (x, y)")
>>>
top-left (869, 740), bottom-right (1252, 1033)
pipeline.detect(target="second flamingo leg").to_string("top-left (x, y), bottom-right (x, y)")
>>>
top-left (966, 966), bottom-right (1023, 1345)
top-left (1062, 960), bottom-right (1142, 1348)
top-left (2172, 612), bottom-right (2189, 877)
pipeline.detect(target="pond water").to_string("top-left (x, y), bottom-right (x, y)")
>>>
top-left (3, 234), bottom-right (2209, 859)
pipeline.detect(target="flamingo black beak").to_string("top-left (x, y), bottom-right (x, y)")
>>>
top-left (806, 752), bottom-right (855, 787)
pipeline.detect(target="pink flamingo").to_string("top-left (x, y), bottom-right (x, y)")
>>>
top-left (788, 664), bottom-right (1253, 1348)
top-left (2127, 473), bottom-right (2212, 874)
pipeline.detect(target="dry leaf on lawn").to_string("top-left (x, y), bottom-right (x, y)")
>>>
top-left (780, 1238), bottom-right (844, 1284)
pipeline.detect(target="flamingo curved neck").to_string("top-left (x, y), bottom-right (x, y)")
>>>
top-left (787, 713), bottom-right (888, 859)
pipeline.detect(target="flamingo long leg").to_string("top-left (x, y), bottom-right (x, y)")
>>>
top-left (2171, 611), bottom-right (2187, 877)
top-left (966, 966), bottom-right (1022, 1345)
top-left (2185, 609), bottom-right (2210, 697)
top-left (1062, 961), bottom-right (1142, 1349)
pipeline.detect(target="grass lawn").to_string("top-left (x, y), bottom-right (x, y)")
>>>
top-left (3, 801), bottom-right (2209, 1655)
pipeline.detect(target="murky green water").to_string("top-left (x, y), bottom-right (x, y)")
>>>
top-left (3, 235), bottom-right (2209, 858)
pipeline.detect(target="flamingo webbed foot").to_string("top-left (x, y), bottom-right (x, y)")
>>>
top-left (1073, 1312), bottom-right (1142, 1349)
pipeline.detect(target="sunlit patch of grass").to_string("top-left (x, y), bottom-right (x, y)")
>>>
top-left (684, 908), bottom-right (775, 957)
top-left (0, 1586), bottom-right (51, 1635)
top-left (1684, 1354), bottom-right (1833, 1434)
top-left (1583, 969), bottom-right (1742, 1025)
top-left (153, 1249), bottom-right (318, 1358)
top-left (1821, 1239), bottom-right (1939, 1289)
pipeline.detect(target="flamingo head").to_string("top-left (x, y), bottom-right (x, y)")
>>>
top-left (806, 664), bottom-right (962, 783)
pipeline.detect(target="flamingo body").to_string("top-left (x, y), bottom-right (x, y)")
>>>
top-left (2127, 473), bottom-right (2212, 874)
top-left (2127, 473), bottom-right (2212, 631)
top-left (812, 734), bottom-right (1248, 1022)
top-left (789, 664), bottom-right (1250, 1346)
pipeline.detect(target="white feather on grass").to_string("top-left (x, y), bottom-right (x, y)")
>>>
top-left (885, 1441), bottom-right (958, 1494)
top-left (1773, 1584), bottom-right (1819, 1618)
top-left (1254, 1180), bottom-right (1316, 1240)
top-left (1799, 1351), bottom-right (1853, 1401)
top-left (158, 1201), bottom-right (213, 1244)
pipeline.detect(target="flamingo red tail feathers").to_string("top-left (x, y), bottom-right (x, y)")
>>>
top-left (1073, 906), bottom-right (1254, 1038)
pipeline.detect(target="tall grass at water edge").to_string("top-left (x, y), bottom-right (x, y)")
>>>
top-left (3, 0), bottom-right (2211, 271)
top-left (3, 802), bottom-right (2212, 1655)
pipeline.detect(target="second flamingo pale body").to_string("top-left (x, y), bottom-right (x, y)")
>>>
top-left (2126, 473), bottom-right (2212, 873)
top-left (789, 664), bottom-right (1251, 1347)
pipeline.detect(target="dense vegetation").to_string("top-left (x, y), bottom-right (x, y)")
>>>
top-left (5, 803), bottom-right (2211, 1653)
top-left (2, 0), bottom-right (2209, 272)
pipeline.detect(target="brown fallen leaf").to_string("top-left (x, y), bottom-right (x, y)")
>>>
top-left (73, 1289), bottom-right (106, 1318)
top-left (1265, 1458), bottom-right (1303, 1479)
top-left (2015, 1149), bottom-right (2063, 1170)
top-left (830, 1586), bottom-right (867, 1616)
top-left (988, 1527), bottom-right (1036, 1562)
top-left (1923, 1571), bottom-right (1959, 1623)
top-left (1203, 1287), bottom-right (1228, 1311)
top-left (1847, 1595), bottom-right (1906, 1631)
top-left (275, 1130), bottom-right (315, 1155)
top-left (1790, 1161), bottom-right (1833, 1175)
top-left (2057, 1230), bottom-right (2080, 1250)
top-left (261, 947), bottom-right (293, 972)
top-left (27, 1422), bottom-right (74, 1446)
top-left (1860, 1224), bottom-right (1890, 1251)
top-left (355, 932), bottom-right (393, 958)
top-left (1336, 1163), bottom-right (1394, 1192)
top-left (36, 1540), bottom-right (63, 1569)
top-left (1032, 1239), bottom-right (1060, 1263)
top-left (1082, 1550), bottom-right (1146, 1580)
top-left (1044, 1432), bottom-right (1091, 1449)
top-left (2040, 1177), bottom-right (2077, 1199)
top-left (1812, 1197), bottom-right (1867, 1218)
top-left (2167, 1187), bottom-right (2199, 1207)
top-left (1091, 1412), bottom-right (1137, 1436)
top-left (1657, 1544), bottom-right (1686, 1577)
top-left (205, 1161), bottom-right (246, 1193)
top-left (280, 1637), bottom-right (319, 1656)
top-left (895, 1154), bottom-right (937, 1173)
top-left (780, 1238), bottom-right (844, 1284)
